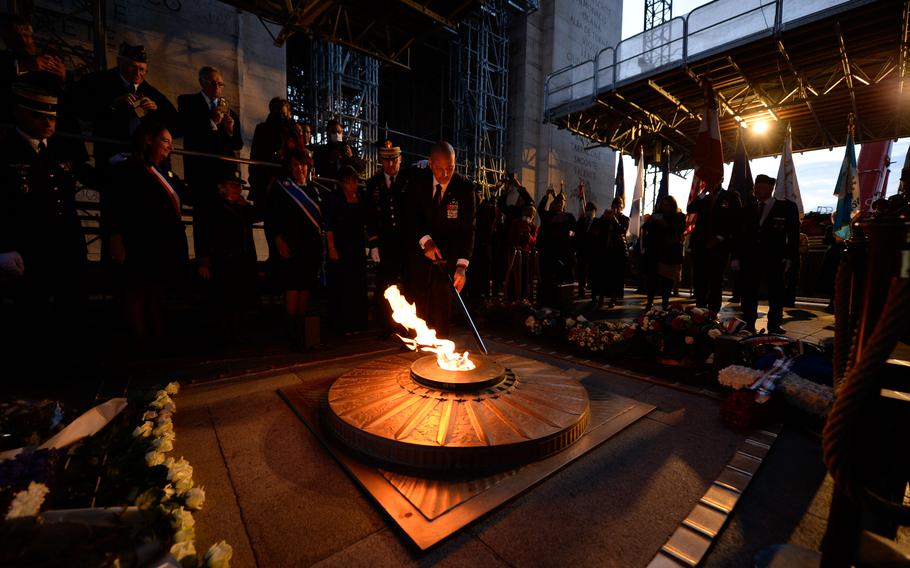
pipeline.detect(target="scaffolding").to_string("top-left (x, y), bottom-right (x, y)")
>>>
top-left (449, 0), bottom-right (511, 190)
top-left (288, 38), bottom-right (380, 174)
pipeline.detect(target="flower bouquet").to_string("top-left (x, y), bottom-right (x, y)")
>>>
top-left (0, 383), bottom-right (233, 567)
top-left (624, 305), bottom-right (724, 366)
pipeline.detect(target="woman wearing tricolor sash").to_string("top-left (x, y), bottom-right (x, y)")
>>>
top-left (267, 148), bottom-right (324, 348)
top-left (105, 121), bottom-right (188, 354)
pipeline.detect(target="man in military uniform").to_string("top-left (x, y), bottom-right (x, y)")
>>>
top-left (366, 140), bottom-right (407, 333)
top-left (732, 174), bottom-right (800, 334)
top-left (72, 42), bottom-right (178, 171)
top-left (687, 182), bottom-right (743, 312)
top-left (0, 82), bottom-right (89, 363)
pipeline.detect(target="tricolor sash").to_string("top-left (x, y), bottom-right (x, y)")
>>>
top-left (147, 165), bottom-right (182, 218)
top-left (281, 178), bottom-right (323, 233)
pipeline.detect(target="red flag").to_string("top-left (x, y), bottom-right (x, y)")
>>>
top-left (693, 80), bottom-right (724, 190)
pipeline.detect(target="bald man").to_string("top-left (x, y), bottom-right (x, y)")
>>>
top-left (403, 141), bottom-right (476, 335)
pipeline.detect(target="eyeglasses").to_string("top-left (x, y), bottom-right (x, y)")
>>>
top-left (207, 80), bottom-right (225, 87)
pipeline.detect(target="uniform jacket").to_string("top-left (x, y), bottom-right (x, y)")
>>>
top-left (0, 130), bottom-right (86, 273)
top-left (686, 189), bottom-right (743, 251)
top-left (365, 169), bottom-right (407, 250)
top-left (735, 198), bottom-right (800, 264)
top-left (73, 68), bottom-right (178, 167)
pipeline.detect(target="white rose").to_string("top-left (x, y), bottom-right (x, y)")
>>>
top-left (185, 486), bottom-right (206, 510)
top-left (170, 540), bottom-right (196, 561)
top-left (204, 541), bottom-right (233, 568)
top-left (153, 420), bottom-right (173, 437)
top-left (168, 458), bottom-right (193, 482)
top-left (142, 410), bottom-right (158, 421)
top-left (146, 450), bottom-right (166, 466)
top-left (157, 410), bottom-right (174, 423)
top-left (162, 484), bottom-right (176, 500)
top-left (5, 482), bottom-right (50, 519)
top-left (170, 507), bottom-right (196, 530)
top-left (133, 421), bottom-right (154, 438)
top-left (151, 393), bottom-right (175, 412)
top-left (174, 525), bottom-right (195, 544)
top-left (165, 382), bottom-right (180, 395)
top-left (174, 476), bottom-right (194, 495)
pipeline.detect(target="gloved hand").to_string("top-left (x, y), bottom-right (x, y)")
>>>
top-left (370, 247), bottom-right (380, 263)
top-left (0, 251), bottom-right (25, 276)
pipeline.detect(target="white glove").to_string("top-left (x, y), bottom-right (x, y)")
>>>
top-left (416, 159), bottom-right (429, 169)
top-left (0, 251), bottom-right (25, 276)
top-left (370, 247), bottom-right (380, 263)
top-left (729, 259), bottom-right (740, 272)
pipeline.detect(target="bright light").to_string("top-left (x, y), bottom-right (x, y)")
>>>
top-left (751, 121), bottom-right (770, 133)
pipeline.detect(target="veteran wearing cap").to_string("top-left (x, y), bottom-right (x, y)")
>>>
top-left (0, 81), bottom-right (89, 351)
top-left (731, 173), bottom-right (800, 334)
top-left (73, 41), bottom-right (178, 171)
top-left (366, 140), bottom-right (410, 332)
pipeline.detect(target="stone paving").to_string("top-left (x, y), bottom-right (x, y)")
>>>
top-left (172, 341), bottom-right (833, 567)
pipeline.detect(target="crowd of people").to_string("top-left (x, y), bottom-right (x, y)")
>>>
top-left (0, 13), bottom-right (813, 367)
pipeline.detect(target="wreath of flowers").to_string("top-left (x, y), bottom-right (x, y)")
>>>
top-left (0, 383), bottom-right (233, 567)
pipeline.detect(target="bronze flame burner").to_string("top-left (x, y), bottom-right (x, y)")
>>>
top-left (325, 353), bottom-right (590, 473)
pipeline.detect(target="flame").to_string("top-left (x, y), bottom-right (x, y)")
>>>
top-left (384, 285), bottom-right (475, 371)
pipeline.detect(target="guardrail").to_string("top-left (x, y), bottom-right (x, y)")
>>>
top-left (543, 0), bottom-right (866, 119)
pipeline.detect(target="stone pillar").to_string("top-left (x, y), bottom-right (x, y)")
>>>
top-left (508, 0), bottom-right (622, 215)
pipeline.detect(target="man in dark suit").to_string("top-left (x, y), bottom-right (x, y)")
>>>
top-left (312, 118), bottom-right (366, 179)
top-left (404, 141), bottom-right (476, 336)
top-left (732, 174), bottom-right (800, 334)
top-left (73, 42), bottom-right (177, 171)
top-left (687, 182), bottom-right (743, 312)
top-left (366, 140), bottom-right (409, 333)
top-left (0, 82), bottom-right (89, 365)
top-left (177, 66), bottom-right (243, 206)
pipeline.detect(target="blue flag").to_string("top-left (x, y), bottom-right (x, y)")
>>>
top-left (833, 134), bottom-right (859, 240)
top-left (727, 130), bottom-right (753, 204)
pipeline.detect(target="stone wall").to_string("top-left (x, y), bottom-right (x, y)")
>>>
top-left (508, 0), bottom-right (622, 215)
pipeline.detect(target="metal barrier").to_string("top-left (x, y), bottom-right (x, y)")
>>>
top-left (614, 17), bottom-right (686, 85)
top-left (543, 0), bottom-right (868, 117)
top-left (685, 0), bottom-right (777, 60)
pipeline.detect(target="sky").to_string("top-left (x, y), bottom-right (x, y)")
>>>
top-left (610, 0), bottom-right (908, 215)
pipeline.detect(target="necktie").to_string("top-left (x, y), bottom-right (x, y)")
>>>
top-left (210, 99), bottom-right (217, 111)
top-left (435, 183), bottom-right (443, 206)
top-left (36, 141), bottom-right (46, 155)
top-left (388, 175), bottom-right (395, 189)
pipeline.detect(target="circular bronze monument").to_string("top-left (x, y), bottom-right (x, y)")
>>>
top-left (325, 352), bottom-right (590, 473)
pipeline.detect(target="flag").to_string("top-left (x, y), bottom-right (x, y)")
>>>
top-left (774, 127), bottom-right (804, 215)
top-left (833, 133), bottom-right (859, 240)
top-left (727, 128), bottom-right (753, 204)
top-left (657, 158), bottom-right (669, 201)
top-left (857, 139), bottom-right (893, 211)
top-left (693, 80), bottom-right (724, 189)
top-left (629, 147), bottom-right (644, 239)
top-left (614, 152), bottom-right (625, 203)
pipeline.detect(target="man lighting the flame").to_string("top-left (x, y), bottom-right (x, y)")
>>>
top-left (404, 141), bottom-right (476, 337)
top-left (384, 286), bottom-right (474, 371)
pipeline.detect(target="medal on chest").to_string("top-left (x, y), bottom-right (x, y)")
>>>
top-left (446, 201), bottom-right (459, 219)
